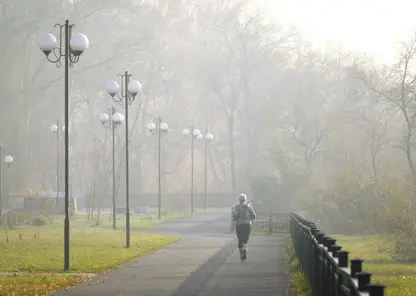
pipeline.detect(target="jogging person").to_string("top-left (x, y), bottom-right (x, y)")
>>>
top-left (232, 193), bottom-right (256, 261)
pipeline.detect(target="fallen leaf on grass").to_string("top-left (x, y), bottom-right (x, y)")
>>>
top-left (0, 274), bottom-right (88, 296)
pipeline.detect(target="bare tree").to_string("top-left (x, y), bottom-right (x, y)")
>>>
top-left (360, 36), bottom-right (416, 178)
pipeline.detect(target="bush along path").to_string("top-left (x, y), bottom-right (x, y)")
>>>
top-left (286, 238), bottom-right (310, 296)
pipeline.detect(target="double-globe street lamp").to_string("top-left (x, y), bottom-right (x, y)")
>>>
top-left (147, 117), bottom-right (169, 220)
top-left (38, 20), bottom-right (89, 271)
top-left (106, 72), bottom-right (142, 248)
top-left (99, 108), bottom-right (125, 230)
top-left (0, 150), bottom-right (13, 221)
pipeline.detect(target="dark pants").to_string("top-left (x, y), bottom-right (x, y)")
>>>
top-left (236, 224), bottom-right (251, 248)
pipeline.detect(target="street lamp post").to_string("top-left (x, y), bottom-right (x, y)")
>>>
top-left (203, 132), bottom-right (214, 210)
top-left (147, 117), bottom-right (169, 220)
top-left (49, 121), bottom-right (61, 210)
top-left (38, 20), bottom-right (89, 271)
top-left (0, 150), bottom-right (13, 222)
top-left (182, 126), bottom-right (202, 213)
top-left (106, 73), bottom-right (142, 248)
top-left (99, 108), bottom-right (125, 230)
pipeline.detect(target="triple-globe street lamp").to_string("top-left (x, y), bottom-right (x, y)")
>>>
top-left (181, 127), bottom-right (214, 211)
top-left (105, 72), bottom-right (142, 248)
top-left (202, 131), bottom-right (214, 209)
top-left (99, 108), bottom-right (125, 230)
top-left (182, 127), bottom-right (203, 213)
top-left (49, 123), bottom-right (69, 210)
top-left (38, 19), bottom-right (89, 271)
top-left (147, 117), bottom-right (169, 220)
top-left (49, 121), bottom-right (63, 210)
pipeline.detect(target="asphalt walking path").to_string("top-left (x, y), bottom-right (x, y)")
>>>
top-left (52, 209), bottom-right (289, 296)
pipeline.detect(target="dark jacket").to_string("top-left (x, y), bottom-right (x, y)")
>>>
top-left (233, 202), bottom-right (256, 225)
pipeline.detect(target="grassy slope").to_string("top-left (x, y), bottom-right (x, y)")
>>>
top-left (0, 227), bottom-right (179, 295)
top-left (0, 228), bottom-right (179, 272)
top-left (0, 208), bottom-right (213, 295)
top-left (0, 274), bottom-right (88, 296)
top-left (336, 235), bottom-right (415, 296)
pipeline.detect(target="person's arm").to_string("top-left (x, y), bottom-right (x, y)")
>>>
top-left (249, 205), bottom-right (256, 220)
top-left (232, 206), bottom-right (238, 221)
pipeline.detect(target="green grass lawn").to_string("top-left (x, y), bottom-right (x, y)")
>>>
top-left (0, 227), bottom-right (179, 295)
top-left (0, 228), bottom-right (179, 272)
top-left (0, 273), bottom-right (89, 296)
top-left (335, 235), bottom-right (416, 296)
top-left (0, 208), bottom-right (211, 295)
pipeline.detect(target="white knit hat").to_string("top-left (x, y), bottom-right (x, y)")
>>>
top-left (239, 193), bottom-right (247, 202)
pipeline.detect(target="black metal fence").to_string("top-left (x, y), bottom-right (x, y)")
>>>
top-left (230, 208), bottom-right (290, 234)
top-left (290, 213), bottom-right (386, 296)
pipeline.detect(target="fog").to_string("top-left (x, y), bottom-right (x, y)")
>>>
top-left (1, 0), bottom-right (416, 248)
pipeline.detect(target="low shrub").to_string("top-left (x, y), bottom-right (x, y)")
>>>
top-left (32, 216), bottom-right (47, 226)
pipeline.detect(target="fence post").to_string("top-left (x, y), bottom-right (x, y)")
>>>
top-left (328, 245), bottom-right (341, 257)
top-left (322, 236), bottom-right (335, 296)
top-left (337, 250), bottom-right (349, 268)
top-left (315, 232), bottom-right (325, 244)
top-left (268, 209), bottom-right (273, 234)
top-left (323, 237), bottom-right (336, 248)
top-left (350, 259), bottom-right (363, 277)
top-left (368, 284), bottom-right (385, 296)
top-left (357, 271), bottom-right (372, 292)
top-left (230, 206), bottom-right (234, 231)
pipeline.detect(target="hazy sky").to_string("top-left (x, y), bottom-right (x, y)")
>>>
top-left (264, 0), bottom-right (416, 64)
